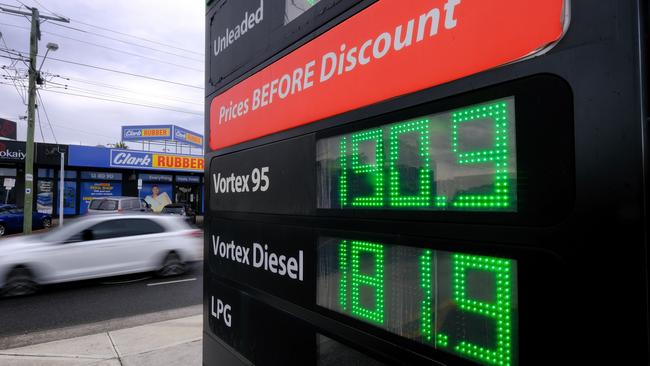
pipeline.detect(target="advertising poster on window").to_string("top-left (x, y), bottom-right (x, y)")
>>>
top-left (140, 183), bottom-right (173, 213)
top-left (36, 180), bottom-right (54, 214)
top-left (61, 181), bottom-right (77, 215)
top-left (80, 181), bottom-right (122, 214)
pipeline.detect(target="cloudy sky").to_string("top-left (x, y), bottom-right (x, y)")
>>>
top-left (0, 0), bottom-right (204, 150)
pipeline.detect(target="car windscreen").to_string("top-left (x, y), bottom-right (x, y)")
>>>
top-left (89, 200), bottom-right (118, 210)
top-left (162, 207), bottom-right (184, 214)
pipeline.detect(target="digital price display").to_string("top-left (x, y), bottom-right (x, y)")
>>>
top-left (318, 238), bottom-right (518, 366)
top-left (317, 98), bottom-right (517, 211)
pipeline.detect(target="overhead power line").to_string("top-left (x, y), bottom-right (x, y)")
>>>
top-left (40, 88), bottom-right (203, 116)
top-left (0, 48), bottom-right (204, 89)
top-left (45, 81), bottom-right (200, 111)
top-left (46, 55), bottom-right (202, 89)
top-left (0, 21), bottom-right (203, 71)
top-left (71, 18), bottom-right (204, 57)
top-left (0, 30), bottom-right (27, 103)
top-left (46, 79), bottom-right (202, 106)
top-left (49, 22), bottom-right (203, 63)
top-left (1, 66), bottom-right (26, 102)
top-left (35, 97), bottom-right (46, 142)
top-left (36, 90), bottom-right (57, 143)
top-left (22, 0), bottom-right (204, 57)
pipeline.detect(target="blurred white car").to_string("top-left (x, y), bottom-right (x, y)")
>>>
top-left (0, 214), bottom-right (203, 297)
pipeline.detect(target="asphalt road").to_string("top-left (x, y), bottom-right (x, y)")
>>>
top-left (0, 262), bottom-right (202, 339)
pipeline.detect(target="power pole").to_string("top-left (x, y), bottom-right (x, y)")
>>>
top-left (0, 5), bottom-right (68, 234)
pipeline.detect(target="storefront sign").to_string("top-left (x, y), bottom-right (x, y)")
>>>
top-left (122, 125), bottom-right (173, 141)
top-left (80, 181), bottom-right (122, 214)
top-left (139, 173), bottom-right (173, 182)
top-left (36, 143), bottom-right (68, 165)
top-left (173, 126), bottom-right (204, 148)
top-left (121, 125), bottom-right (204, 148)
top-left (36, 180), bottom-right (53, 214)
top-left (3, 177), bottom-right (15, 189)
top-left (81, 171), bottom-right (122, 181)
top-left (176, 175), bottom-right (201, 184)
top-left (209, 0), bottom-right (566, 150)
top-left (69, 145), bottom-right (204, 173)
top-left (0, 118), bottom-right (17, 140)
top-left (0, 141), bottom-right (26, 162)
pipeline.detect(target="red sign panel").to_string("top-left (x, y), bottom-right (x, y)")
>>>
top-left (209, 0), bottom-right (566, 150)
top-left (0, 118), bottom-right (17, 140)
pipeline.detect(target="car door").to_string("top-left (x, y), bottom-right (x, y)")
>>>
top-left (58, 217), bottom-right (169, 275)
top-left (7, 208), bottom-right (24, 230)
top-left (44, 219), bottom-right (137, 281)
top-left (110, 218), bottom-right (169, 271)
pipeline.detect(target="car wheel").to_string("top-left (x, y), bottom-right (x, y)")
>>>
top-left (0, 223), bottom-right (5, 236)
top-left (2, 267), bottom-right (38, 297)
top-left (156, 252), bottom-right (185, 277)
top-left (42, 218), bottom-right (52, 229)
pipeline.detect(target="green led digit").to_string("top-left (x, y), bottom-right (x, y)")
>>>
top-left (451, 101), bottom-right (512, 209)
top-left (389, 119), bottom-right (431, 207)
top-left (339, 240), bottom-right (349, 310)
top-left (350, 129), bottom-right (384, 207)
top-left (339, 137), bottom-right (349, 207)
top-left (452, 254), bottom-right (514, 366)
top-left (350, 241), bottom-right (385, 325)
top-left (420, 249), bottom-right (434, 342)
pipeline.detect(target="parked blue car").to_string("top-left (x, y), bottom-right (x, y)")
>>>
top-left (0, 204), bottom-right (52, 236)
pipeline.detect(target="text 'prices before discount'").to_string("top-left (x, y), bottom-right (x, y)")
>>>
top-left (209, 0), bottom-right (565, 149)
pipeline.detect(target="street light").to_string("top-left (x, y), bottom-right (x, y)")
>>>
top-left (38, 42), bottom-right (65, 226)
top-left (37, 42), bottom-right (59, 77)
top-left (24, 39), bottom-right (60, 233)
top-left (3, 7), bottom-right (68, 236)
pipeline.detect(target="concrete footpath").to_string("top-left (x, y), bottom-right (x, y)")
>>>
top-left (0, 315), bottom-right (202, 365)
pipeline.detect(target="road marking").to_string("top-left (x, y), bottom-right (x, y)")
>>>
top-left (100, 275), bottom-right (152, 285)
top-left (147, 277), bottom-right (197, 286)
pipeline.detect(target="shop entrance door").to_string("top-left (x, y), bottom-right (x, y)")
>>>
top-left (175, 185), bottom-right (200, 213)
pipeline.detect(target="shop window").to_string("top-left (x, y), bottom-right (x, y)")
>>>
top-left (38, 168), bottom-right (54, 178)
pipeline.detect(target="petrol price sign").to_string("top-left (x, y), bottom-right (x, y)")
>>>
top-left (205, 0), bottom-right (650, 365)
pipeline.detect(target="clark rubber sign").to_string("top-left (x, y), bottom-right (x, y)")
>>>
top-left (209, 0), bottom-right (567, 150)
top-left (69, 145), bottom-right (204, 172)
top-left (111, 150), bottom-right (204, 171)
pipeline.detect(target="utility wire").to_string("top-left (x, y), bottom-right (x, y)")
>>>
top-left (45, 82), bottom-right (200, 112)
top-left (0, 53), bottom-right (24, 61)
top-left (0, 75), bottom-right (25, 103)
top-left (35, 99), bottom-right (46, 142)
top-left (2, 66), bottom-right (25, 102)
top-left (40, 88), bottom-right (203, 116)
top-left (28, 0), bottom-right (58, 18)
top-left (44, 55), bottom-right (203, 89)
top-left (46, 79), bottom-right (202, 107)
top-left (0, 22), bottom-right (203, 71)
top-left (0, 48), bottom-right (205, 89)
top-left (48, 22), bottom-right (203, 63)
top-left (64, 77), bottom-right (202, 104)
top-left (0, 31), bottom-right (27, 103)
top-left (36, 90), bottom-right (57, 143)
top-left (70, 18), bottom-right (203, 56)
top-left (15, 66), bottom-right (202, 102)
top-left (21, 0), bottom-right (203, 56)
